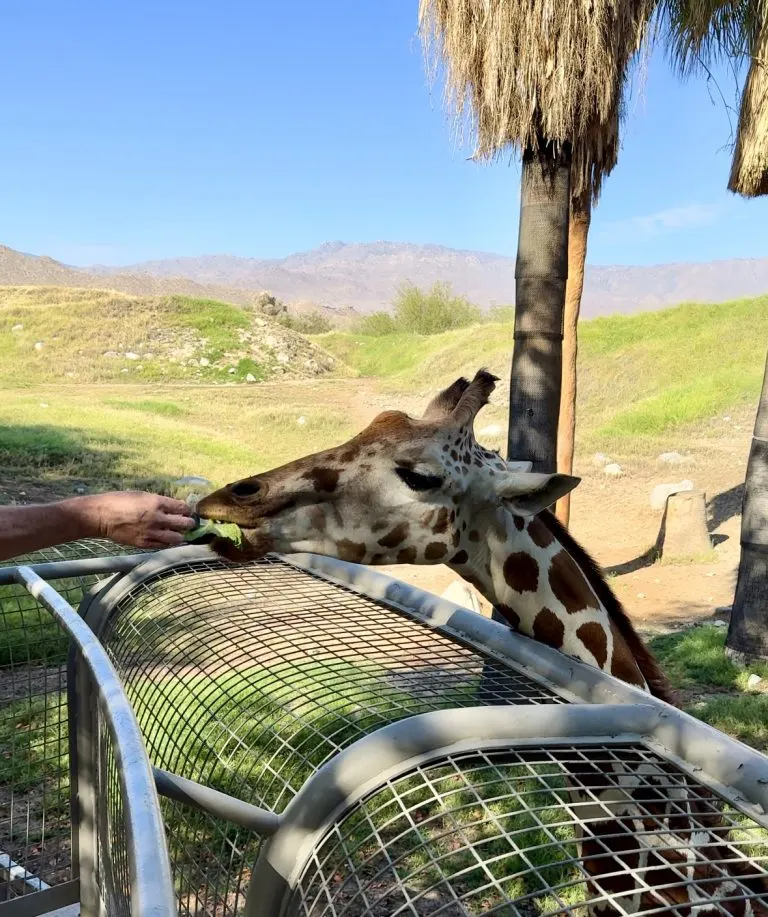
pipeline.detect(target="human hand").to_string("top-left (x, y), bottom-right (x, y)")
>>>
top-left (81, 491), bottom-right (195, 549)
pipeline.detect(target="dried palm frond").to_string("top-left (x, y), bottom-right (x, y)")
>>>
top-left (419, 0), bottom-right (654, 201)
top-left (729, 24), bottom-right (768, 196)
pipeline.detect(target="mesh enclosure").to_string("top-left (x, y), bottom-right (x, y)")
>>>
top-left (0, 538), bottom-right (141, 902)
top-left (290, 743), bottom-right (768, 917)
top-left (95, 556), bottom-right (561, 914)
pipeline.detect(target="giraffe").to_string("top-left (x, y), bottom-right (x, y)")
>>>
top-left (198, 369), bottom-right (768, 915)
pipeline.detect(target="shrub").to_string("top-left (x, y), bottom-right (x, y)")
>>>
top-left (276, 312), bottom-right (333, 334)
top-left (393, 281), bottom-right (481, 334)
top-left (356, 312), bottom-right (398, 336)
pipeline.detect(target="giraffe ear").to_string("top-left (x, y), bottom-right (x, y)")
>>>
top-left (451, 369), bottom-right (499, 426)
top-left (495, 472), bottom-right (580, 516)
top-left (422, 377), bottom-right (471, 420)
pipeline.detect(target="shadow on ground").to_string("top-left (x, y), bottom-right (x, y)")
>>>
top-left (0, 423), bottom-right (172, 503)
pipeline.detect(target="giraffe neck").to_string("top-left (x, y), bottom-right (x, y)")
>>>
top-left (448, 505), bottom-right (649, 691)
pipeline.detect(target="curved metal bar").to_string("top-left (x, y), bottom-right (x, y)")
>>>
top-left (245, 702), bottom-right (661, 917)
top-left (287, 552), bottom-right (768, 821)
top-left (153, 767), bottom-right (280, 836)
top-left (14, 567), bottom-right (177, 917)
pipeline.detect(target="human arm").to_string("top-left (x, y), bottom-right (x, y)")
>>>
top-left (0, 492), bottom-right (195, 562)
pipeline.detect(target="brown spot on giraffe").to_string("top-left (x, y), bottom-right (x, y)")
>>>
top-left (450, 549), bottom-right (468, 566)
top-left (303, 467), bottom-right (340, 493)
top-left (396, 546), bottom-right (417, 564)
top-left (513, 515), bottom-right (525, 531)
top-left (432, 507), bottom-right (450, 534)
top-left (532, 607), bottom-right (565, 647)
top-left (425, 542), bottom-right (447, 561)
top-left (609, 623), bottom-right (646, 687)
top-left (527, 516), bottom-right (555, 549)
top-left (496, 604), bottom-right (520, 629)
top-left (548, 550), bottom-right (600, 613)
top-left (503, 552), bottom-right (539, 593)
top-left (336, 539), bottom-right (367, 564)
top-left (469, 529), bottom-right (480, 542)
top-left (576, 622), bottom-right (609, 668)
top-left (452, 530), bottom-right (461, 548)
top-left (377, 522), bottom-right (410, 549)
top-left (307, 506), bottom-right (327, 533)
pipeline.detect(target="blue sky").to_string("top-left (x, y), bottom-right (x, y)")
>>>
top-left (1, 0), bottom-right (765, 267)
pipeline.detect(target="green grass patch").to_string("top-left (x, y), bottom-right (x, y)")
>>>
top-left (0, 693), bottom-right (68, 789)
top-left (164, 295), bottom-right (249, 352)
top-left (649, 625), bottom-right (768, 692)
top-left (686, 695), bottom-right (768, 752)
top-left (105, 399), bottom-right (187, 417)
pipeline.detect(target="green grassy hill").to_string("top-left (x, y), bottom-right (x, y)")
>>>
top-left (318, 295), bottom-right (767, 451)
top-left (0, 286), bottom-right (342, 385)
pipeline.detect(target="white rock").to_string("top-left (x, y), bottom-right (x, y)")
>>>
top-left (124, 352), bottom-right (139, 360)
top-left (11, 323), bottom-right (23, 332)
top-left (39, 402), bottom-right (49, 409)
top-left (747, 674), bottom-right (762, 689)
top-left (712, 619), bottom-right (727, 628)
top-left (658, 452), bottom-right (685, 465)
top-left (276, 352), bottom-right (291, 364)
top-left (297, 416), bottom-right (307, 426)
top-left (103, 350), bottom-right (119, 358)
top-left (245, 373), bottom-right (257, 383)
top-left (441, 580), bottom-right (482, 613)
top-left (592, 452), bottom-right (611, 467)
top-left (34, 341), bottom-right (44, 351)
top-left (637, 592), bottom-right (646, 599)
top-left (199, 357), bottom-right (210, 367)
top-left (649, 480), bottom-right (694, 511)
top-left (603, 463), bottom-right (623, 477)
top-left (723, 416), bottom-right (731, 422)
top-left (478, 424), bottom-right (503, 438)
top-left (228, 367), bottom-right (236, 374)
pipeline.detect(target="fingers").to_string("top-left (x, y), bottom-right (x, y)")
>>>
top-left (156, 496), bottom-right (195, 517)
top-left (142, 529), bottom-right (187, 548)
top-left (162, 513), bottom-right (196, 532)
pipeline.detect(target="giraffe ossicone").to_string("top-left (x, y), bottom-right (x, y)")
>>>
top-left (198, 368), bottom-right (665, 698)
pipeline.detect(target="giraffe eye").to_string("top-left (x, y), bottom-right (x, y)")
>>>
top-left (395, 467), bottom-right (443, 492)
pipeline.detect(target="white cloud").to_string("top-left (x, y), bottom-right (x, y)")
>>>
top-left (602, 203), bottom-right (724, 237)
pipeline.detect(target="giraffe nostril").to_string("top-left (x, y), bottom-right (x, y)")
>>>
top-left (230, 480), bottom-right (261, 499)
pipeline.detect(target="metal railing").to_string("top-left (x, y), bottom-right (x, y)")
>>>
top-left (3, 544), bottom-right (768, 916)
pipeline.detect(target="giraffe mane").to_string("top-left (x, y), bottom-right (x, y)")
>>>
top-left (539, 510), bottom-right (677, 706)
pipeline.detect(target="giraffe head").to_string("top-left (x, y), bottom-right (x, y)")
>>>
top-left (197, 369), bottom-right (579, 564)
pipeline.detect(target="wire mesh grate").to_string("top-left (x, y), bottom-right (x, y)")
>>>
top-left (0, 538), bottom-right (144, 902)
top-left (95, 556), bottom-right (561, 914)
top-left (290, 743), bottom-right (768, 917)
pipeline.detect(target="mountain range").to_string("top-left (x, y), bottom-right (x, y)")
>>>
top-left (2, 241), bottom-right (767, 318)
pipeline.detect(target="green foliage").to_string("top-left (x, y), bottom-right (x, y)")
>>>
top-left (393, 281), bottom-right (482, 334)
top-left (356, 282), bottom-right (481, 336)
top-left (276, 312), bottom-right (333, 334)
top-left (356, 311), bottom-right (398, 336)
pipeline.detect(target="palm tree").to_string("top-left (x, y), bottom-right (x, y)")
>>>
top-left (658, 0), bottom-right (768, 660)
top-left (419, 0), bottom-right (653, 500)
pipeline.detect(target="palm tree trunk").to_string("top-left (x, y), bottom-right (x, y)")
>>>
top-left (555, 193), bottom-right (591, 526)
top-left (487, 141), bottom-right (571, 668)
top-left (726, 349), bottom-right (768, 662)
top-left (507, 141), bottom-right (571, 474)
